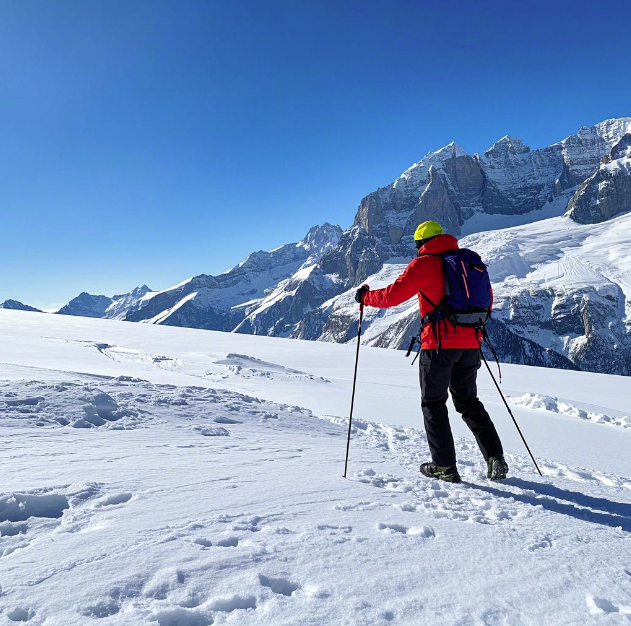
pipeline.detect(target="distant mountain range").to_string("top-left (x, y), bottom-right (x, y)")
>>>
top-left (7, 118), bottom-right (631, 376)
top-left (0, 299), bottom-right (42, 313)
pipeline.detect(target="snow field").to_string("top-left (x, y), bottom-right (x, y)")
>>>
top-left (0, 310), bottom-right (630, 624)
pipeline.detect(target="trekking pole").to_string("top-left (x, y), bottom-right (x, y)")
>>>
top-left (343, 303), bottom-right (364, 478)
top-left (479, 348), bottom-right (543, 477)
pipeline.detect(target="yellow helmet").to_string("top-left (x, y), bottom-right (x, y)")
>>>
top-left (414, 221), bottom-right (444, 241)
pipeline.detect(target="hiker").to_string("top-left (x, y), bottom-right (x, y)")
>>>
top-left (355, 221), bottom-right (508, 483)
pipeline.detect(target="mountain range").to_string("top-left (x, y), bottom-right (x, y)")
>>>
top-left (7, 118), bottom-right (631, 376)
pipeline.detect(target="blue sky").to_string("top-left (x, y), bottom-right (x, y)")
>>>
top-left (1, 0), bottom-right (629, 309)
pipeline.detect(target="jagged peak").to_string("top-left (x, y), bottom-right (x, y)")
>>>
top-left (557, 117), bottom-right (631, 148)
top-left (433, 141), bottom-right (468, 158)
top-left (302, 222), bottom-right (342, 242)
top-left (593, 117), bottom-right (631, 133)
top-left (395, 142), bottom-right (468, 188)
top-left (484, 135), bottom-right (530, 157)
top-left (112, 284), bottom-right (153, 300)
top-left (300, 222), bottom-right (343, 253)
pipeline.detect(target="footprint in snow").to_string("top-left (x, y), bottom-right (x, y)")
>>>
top-left (259, 574), bottom-right (301, 597)
top-left (231, 515), bottom-right (263, 532)
top-left (376, 522), bottom-right (435, 538)
top-left (394, 502), bottom-right (417, 512)
top-left (82, 599), bottom-right (121, 618)
top-left (528, 535), bottom-right (553, 551)
top-left (316, 524), bottom-right (353, 544)
top-left (355, 468), bottom-right (413, 493)
top-left (6, 607), bottom-right (36, 622)
top-left (150, 607), bottom-right (212, 626)
top-left (586, 594), bottom-right (631, 615)
top-left (207, 594), bottom-right (257, 612)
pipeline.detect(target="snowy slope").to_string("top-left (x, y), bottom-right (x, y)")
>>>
top-left (304, 207), bottom-right (631, 375)
top-left (1, 310), bottom-right (630, 625)
top-left (466, 209), bottom-right (631, 374)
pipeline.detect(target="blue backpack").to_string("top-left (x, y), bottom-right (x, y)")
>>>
top-left (419, 248), bottom-right (492, 343)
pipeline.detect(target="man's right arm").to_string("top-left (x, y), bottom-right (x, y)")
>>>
top-left (362, 258), bottom-right (425, 308)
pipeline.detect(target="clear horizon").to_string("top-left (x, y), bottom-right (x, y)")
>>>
top-left (1, 0), bottom-right (630, 310)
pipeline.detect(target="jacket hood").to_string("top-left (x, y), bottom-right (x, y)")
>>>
top-left (417, 234), bottom-right (459, 256)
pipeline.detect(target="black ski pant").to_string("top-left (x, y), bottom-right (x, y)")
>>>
top-left (419, 348), bottom-right (503, 467)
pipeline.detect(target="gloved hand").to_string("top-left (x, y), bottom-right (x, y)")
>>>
top-left (355, 284), bottom-right (369, 304)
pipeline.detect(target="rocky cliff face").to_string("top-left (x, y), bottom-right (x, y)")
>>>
top-left (566, 133), bottom-right (631, 224)
top-left (350, 118), bottom-right (631, 241)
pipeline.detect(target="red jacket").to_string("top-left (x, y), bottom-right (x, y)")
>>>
top-left (362, 234), bottom-right (484, 349)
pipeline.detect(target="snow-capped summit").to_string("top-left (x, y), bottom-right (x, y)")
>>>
top-left (483, 135), bottom-right (531, 157)
top-left (299, 222), bottom-right (343, 257)
top-left (104, 285), bottom-right (154, 320)
top-left (393, 141), bottom-right (469, 195)
top-left (553, 117), bottom-right (631, 188)
top-left (434, 140), bottom-right (468, 158)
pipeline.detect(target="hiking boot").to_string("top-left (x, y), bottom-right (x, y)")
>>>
top-left (420, 462), bottom-right (461, 483)
top-left (487, 455), bottom-right (509, 481)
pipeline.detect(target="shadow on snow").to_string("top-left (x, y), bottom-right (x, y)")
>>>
top-left (466, 477), bottom-right (631, 532)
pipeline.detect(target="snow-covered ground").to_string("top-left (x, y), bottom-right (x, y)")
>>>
top-left (1, 310), bottom-right (630, 625)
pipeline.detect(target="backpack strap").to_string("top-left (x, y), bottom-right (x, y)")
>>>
top-left (418, 288), bottom-right (438, 310)
top-left (418, 289), bottom-right (442, 350)
top-left (417, 251), bottom-right (453, 351)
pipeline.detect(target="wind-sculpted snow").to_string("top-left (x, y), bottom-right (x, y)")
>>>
top-left (512, 393), bottom-right (631, 429)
